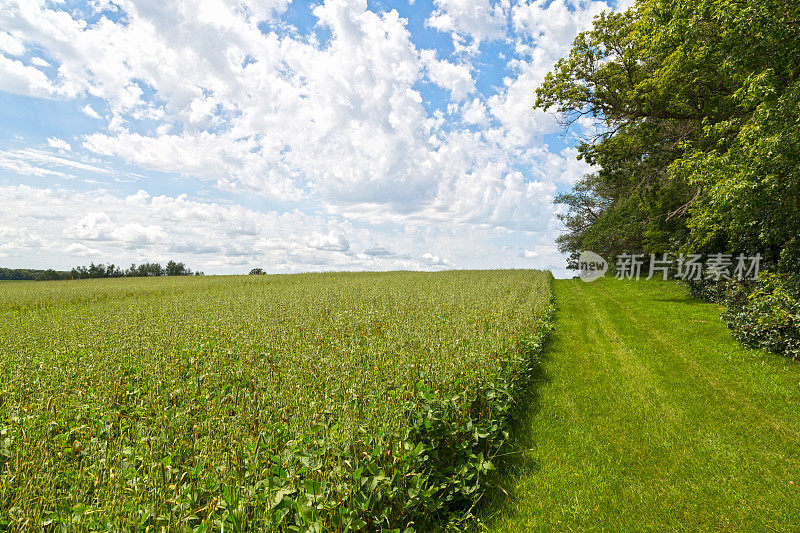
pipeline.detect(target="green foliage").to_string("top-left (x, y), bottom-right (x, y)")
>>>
top-left (541, 0), bottom-right (800, 360)
top-left (0, 270), bottom-right (552, 531)
top-left (0, 268), bottom-right (68, 281)
top-left (67, 261), bottom-right (199, 279)
top-left (685, 275), bottom-right (729, 304)
top-left (686, 272), bottom-right (800, 360)
top-left (34, 269), bottom-right (63, 282)
top-left (538, 0), bottom-right (800, 266)
top-left (718, 274), bottom-right (800, 359)
top-left (165, 261), bottom-right (193, 277)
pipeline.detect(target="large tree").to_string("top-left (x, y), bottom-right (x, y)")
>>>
top-left (538, 0), bottom-right (800, 270)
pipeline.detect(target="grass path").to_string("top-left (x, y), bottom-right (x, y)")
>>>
top-left (487, 278), bottom-right (800, 531)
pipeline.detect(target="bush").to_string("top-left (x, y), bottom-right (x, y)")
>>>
top-left (686, 276), bottom-right (732, 303)
top-left (720, 273), bottom-right (800, 359)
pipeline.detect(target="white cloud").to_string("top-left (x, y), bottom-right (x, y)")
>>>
top-left (512, 0), bottom-right (610, 54)
top-left (461, 97), bottom-right (490, 126)
top-left (483, 0), bottom-right (611, 147)
top-left (613, 0), bottom-right (637, 12)
top-left (82, 105), bottom-right (101, 119)
top-left (0, 148), bottom-right (138, 181)
top-left (0, 0), bottom-right (611, 275)
top-left (0, 226), bottom-right (44, 254)
top-left (0, 151), bottom-right (71, 179)
top-left (0, 183), bottom-right (577, 274)
top-left (30, 56), bottom-right (49, 67)
top-left (66, 212), bottom-right (169, 248)
top-left (113, 223), bottom-right (168, 246)
top-left (426, 0), bottom-right (507, 49)
top-left (422, 252), bottom-right (453, 266)
top-left (549, 146), bottom-right (594, 186)
top-left (46, 137), bottom-right (71, 151)
top-left (67, 211), bottom-right (114, 240)
top-left (0, 31), bottom-right (26, 56)
top-left (0, 0), bottom-right (574, 226)
top-left (3, 184), bottom-right (510, 272)
top-left (65, 242), bottom-right (102, 257)
top-left (420, 49), bottom-right (475, 100)
top-left (0, 54), bottom-right (57, 98)
top-left (304, 231), bottom-right (350, 252)
top-left (64, 242), bottom-right (103, 258)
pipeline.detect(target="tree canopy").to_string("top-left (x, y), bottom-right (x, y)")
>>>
top-left (66, 261), bottom-right (200, 279)
top-left (538, 0), bottom-right (800, 271)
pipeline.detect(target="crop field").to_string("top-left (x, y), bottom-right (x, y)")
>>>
top-left (0, 270), bottom-right (552, 531)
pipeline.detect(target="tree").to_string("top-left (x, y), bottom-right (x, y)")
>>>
top-left (538, 0), bottom-right (800, 270)
top-left (166, 260), bottom-right (192, 276)
top-left (34, 269), bottom-right (62, 281)
top-left (105, 264), bottom-right (123, 277)
top-left (23, 261), bottom-right (197, 281)
top-left (137, 262), bottom-right (165, 277)
top-left (249, 268), bottom-right (265, 275)
top-left (71, 265), bottom-right (89, 279)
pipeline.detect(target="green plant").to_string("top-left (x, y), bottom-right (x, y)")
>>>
top-left (721, 273), bottom-right (800, 359)
top-left (0, 270), bottom-right (553, 531)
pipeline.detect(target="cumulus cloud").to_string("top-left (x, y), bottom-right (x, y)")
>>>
top-left (0, 31), bottom-right (26, 56)
top-left (65, 242), bottom-right (102, 257)
top-left (0, 53), bottom-right (57, 97)
top-left (483, 0), bottom-right (611, 146)
top-left (0, 0), bottom-right (564, 220)
top-left (422, 252), bottom-right (453, 267)
top-left (68, 211), bottom-right (115, 240)
top-left (2, 185), bottom-right (512, 272)
top-left (420, 50), bottom-right (475, 100)
top-left (65, 211), bottom-right (167, 246)
top-left (0, 226), bottom-right (44, 255)
top-left (426, 0), bottom-right (508, 50)
top-left (0, 0), bottom-right (622, 275)
top-left (304, 231), bottom-right (351, 253)
top-left (461, 98), bottom-right (490, 126)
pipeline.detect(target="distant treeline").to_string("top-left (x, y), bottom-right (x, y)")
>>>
top-left (69, 261), bottom-right (203, 279)
top-left (0, 268), bottom-right (68, 281)
top-left (0, 261), bottom-right (203, 281)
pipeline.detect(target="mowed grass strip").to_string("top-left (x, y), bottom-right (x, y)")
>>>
top-left (488, 278), bottom-right (800, 532)
top-left (0, 270), bottom-right (551, 529)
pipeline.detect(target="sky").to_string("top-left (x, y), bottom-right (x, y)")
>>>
top-left (0, 0), bottom-right (631, 276)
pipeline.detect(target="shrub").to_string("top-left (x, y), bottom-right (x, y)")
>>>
top-left (720, 273), bottom-right (800, 359)
top-left (686, 275), bottom-right (733, 303)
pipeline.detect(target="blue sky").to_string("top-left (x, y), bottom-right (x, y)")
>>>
top-left (0, 0), bottom-right (630, 275)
